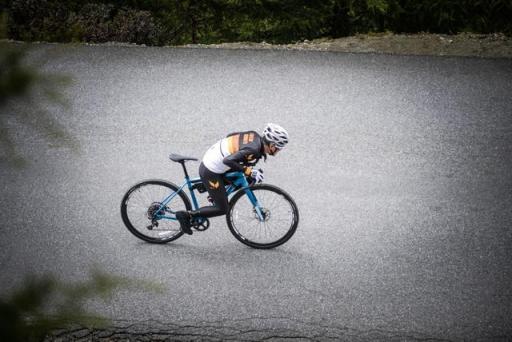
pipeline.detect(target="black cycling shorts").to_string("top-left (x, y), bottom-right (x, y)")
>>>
top-left (190, 162), bottom-right (229, 218)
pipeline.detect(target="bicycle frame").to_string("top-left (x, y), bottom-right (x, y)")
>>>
top-left (154, 171), bottom-right (265, 222)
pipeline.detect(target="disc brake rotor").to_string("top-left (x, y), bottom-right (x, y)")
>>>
top-left (253, 208), bottom-right (270, 222)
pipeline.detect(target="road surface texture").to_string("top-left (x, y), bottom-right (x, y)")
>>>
top-left (1, 43), bottom-right (511, 341)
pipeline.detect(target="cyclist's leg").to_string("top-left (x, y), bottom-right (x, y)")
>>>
top-left (176, 163), bottom-right (228, 234)
top-left (190, 162), bottom-right (229, 218)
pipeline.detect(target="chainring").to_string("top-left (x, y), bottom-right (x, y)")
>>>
top-left (192, 218), bottom-right (210, 231)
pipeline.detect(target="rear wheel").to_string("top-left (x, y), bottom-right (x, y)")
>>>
top-left (121, 180), bottom-right (191, 243)
top-left (226, 184), bottom-right (299, 249)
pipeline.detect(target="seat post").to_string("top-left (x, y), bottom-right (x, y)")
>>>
top-left (180, 162), bottom-right (190, 179)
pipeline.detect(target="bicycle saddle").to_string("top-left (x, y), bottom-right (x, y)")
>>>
top-left (169, 153), bottom-right (198, 163)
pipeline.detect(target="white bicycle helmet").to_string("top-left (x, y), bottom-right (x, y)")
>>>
top-left (263, 123), bottom-right (289, 149)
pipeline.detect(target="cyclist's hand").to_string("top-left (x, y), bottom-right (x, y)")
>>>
top-left (251, 168), bottom-right (264, 184)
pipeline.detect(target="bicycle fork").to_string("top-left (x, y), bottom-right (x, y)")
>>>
top-left (245, 189), bottom-right (265, 221)
top-left (225, 172), bottom-right (266, 222)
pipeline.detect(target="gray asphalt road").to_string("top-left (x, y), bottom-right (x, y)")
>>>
top-left (1, 44), bottom-right (511, 341)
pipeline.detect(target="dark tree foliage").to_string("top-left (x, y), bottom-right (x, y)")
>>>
top-left (0, 269), bottom-right (162, 341)
top-left (384, 0), bottom-right (512, 35)
top-left (3, 0), bottom-right (512, 45)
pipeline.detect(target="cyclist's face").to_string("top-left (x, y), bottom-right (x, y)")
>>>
top-left (269, 144), bottom-right (280, 156)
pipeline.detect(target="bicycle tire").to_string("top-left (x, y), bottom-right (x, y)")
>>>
top-left (226, 184), bottom-right (299, 249)
top-left (121, 180), bottom-right (192, 244)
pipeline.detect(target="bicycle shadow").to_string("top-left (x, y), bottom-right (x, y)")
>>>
top-left (131, 238), bottom-right (316, 273)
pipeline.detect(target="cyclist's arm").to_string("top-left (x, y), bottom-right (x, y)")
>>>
top-left (223, 148), bottom-right (258, 176)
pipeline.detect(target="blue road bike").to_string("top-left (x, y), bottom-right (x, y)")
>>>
top-left (121, 153), bottom-right (299, 249)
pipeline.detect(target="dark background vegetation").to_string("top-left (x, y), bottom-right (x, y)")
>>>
top-left (1, 0), bottom-right (511, 46)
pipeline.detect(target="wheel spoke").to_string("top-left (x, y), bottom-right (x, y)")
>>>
top-left (122, 181), bottom-right (189, 243)
top-left (228, 186), bottom-right (298, 248)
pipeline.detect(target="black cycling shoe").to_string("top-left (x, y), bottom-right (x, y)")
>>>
top-left (176, 211), bottom-right (193, 235)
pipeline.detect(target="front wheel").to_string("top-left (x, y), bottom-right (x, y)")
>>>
top-left (121, 180), bottom-right (192, 243)
top-left (226, 184), bottom-right (299, 249)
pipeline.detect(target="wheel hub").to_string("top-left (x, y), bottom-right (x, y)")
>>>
top-left (147, 202), bottom-right (164, 220)
top-left (254, 208), bottom-right (271, 222)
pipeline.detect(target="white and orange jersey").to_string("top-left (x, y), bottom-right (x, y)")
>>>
top-left (202, 131), bottom-right (265, 174)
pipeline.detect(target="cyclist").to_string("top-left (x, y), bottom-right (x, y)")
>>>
top-left (175, 123), bottom-right (289, 235)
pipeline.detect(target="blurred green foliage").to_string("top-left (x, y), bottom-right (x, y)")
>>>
top-left (0, 40), bottom-right (78, 166)
top-left (2, 0), bottom-right (511, 46)
top-left (0, 45), bottom-right (38, 104)
top-left (0, 269), bottom-right (163, 341)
